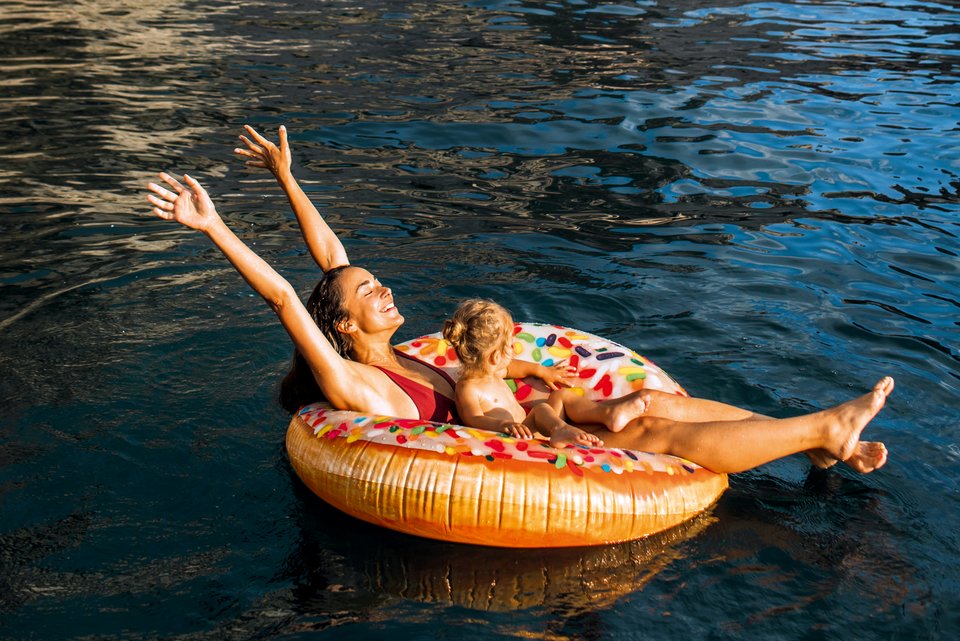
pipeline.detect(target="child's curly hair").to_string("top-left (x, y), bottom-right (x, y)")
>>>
top-left (442, 299), bottom-right (514, 378)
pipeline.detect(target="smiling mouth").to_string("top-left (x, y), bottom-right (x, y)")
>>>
top-left (381, 302), bottom-right (396, 313)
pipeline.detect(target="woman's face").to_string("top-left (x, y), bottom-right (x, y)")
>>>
top-left (337, 266), bottom-right (404, 337)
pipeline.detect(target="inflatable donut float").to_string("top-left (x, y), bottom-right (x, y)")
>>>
top-left (286, 323), bottom-right (728, 548)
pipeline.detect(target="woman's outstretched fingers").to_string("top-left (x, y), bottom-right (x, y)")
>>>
top-left (243, 124), bottom-right (273, 148)
top-left (182, 173), bottom-right (204, 194)
top-left (237, 134), bottom-right (263, 154)
top-left (158, 172), bottom-right (185, 194)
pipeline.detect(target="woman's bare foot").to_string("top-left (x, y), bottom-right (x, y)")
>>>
top-left (822, 377), bottom-right (894, 462)
top-left (608, 392), bottom-right (652, 433)
top-left (806, 448), bottom-right (839, 469)
top-left (807, 441), bottom-right (888, 473)
top-left (844, 441), bottom-right (888, 473)
top-left (550, 424), bottom-right (604, 449)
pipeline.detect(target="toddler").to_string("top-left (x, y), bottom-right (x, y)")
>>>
top-left (443, 299), bottom-right (651, 448)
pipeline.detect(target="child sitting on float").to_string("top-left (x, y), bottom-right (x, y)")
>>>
top-left (444, 299), bottom-right (656, 448)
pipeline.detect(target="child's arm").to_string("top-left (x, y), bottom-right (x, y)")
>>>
top-left (455, 382), bottom-right (535, 438)
top-left (505, 359), bottom-right (576, 391)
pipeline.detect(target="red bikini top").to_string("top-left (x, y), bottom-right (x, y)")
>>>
top-left (373, 350), bottom-right (461, 424)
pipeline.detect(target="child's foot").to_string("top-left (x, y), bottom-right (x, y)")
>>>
top-left (607, 392), bottom-right (652, 433)
top-left (822, 377), bottom-right (894, 464)
top-left (550, 424), bottom-right (604, 449)
top-left (806, 441), bottom-right (888, 473)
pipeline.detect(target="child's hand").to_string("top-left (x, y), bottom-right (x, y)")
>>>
top-left (539, 360), bottom-right (577, 391)
top-left (500, 421), bottom-right (535, 440)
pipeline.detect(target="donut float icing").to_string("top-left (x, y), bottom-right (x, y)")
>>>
top-left (286, 323), bottom-right (728, 547)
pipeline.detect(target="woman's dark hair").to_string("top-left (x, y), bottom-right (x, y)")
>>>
top-left (279, 265), bottom-right (354, 413)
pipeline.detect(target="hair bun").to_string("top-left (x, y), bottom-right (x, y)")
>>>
top-left (442, 318), bottom-right (465, 345)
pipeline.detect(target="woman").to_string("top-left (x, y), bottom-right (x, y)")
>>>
top-left (145, 125), bottom-right (892, 474)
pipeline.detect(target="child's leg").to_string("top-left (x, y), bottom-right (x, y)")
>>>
top-left (524, 403), bottom-right (603, 449)
top-left (548, 388), bottom-right (650, 433)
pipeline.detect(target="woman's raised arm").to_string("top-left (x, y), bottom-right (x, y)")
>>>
top-left (235, 125), bottom-right (349, 273)
top-left (145, 172), bottom-right (361, 408)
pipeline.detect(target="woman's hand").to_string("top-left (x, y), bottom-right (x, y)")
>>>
top-left (538, 361), bottom-right (577, 391)
top-left (146, 172), bottom-right (221, 233)
top-left (500, 421), bottom-right (535, 440)
top-left (235, 124), bottom-right (292, 179)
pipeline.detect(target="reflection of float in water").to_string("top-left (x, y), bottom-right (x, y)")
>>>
top-left (285, 481), bottom-right (719, 614)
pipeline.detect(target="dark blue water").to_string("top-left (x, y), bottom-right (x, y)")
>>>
top-left (1, 0), bottom-right (958, 638)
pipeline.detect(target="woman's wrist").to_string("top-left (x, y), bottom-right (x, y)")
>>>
top-left (276, 168), bottom-right (297, 187)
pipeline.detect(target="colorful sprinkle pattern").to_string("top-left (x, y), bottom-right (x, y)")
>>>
top-left (298, 323), bottom-right (702, 476)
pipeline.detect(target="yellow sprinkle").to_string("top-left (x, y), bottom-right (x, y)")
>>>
top-left (444, 446), bottom-right (456, 455)
top-left (315, 425), bottom-right (333, 438)
top-left (547, 346), bottom-right (572, 358)
top-left (618, 366), bottom-right (646, 376)
top-left (436, 338), bottom-right (448, 355)
top-left (513, 341), bottom-right (524, 355)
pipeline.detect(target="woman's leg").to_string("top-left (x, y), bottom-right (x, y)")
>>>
top-left (606, 389), bottom-right (888, 472)
top-left (594, 378), bottom-right (893, 474)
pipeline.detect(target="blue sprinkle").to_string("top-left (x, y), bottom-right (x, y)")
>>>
top-left (683, 464), bottom-right (695, 474)
top-left (536, 337), bottom-right (546, 347)
top-left (545, 333), bottom-right (557, 347)
top-left (542, 358), bottom-right (555, 367)
top-left (575, 346), bottom-right (591, 358)
top-left (596, 351), bottom-right (625, 361)
top-left (623, 450), bottom-right (639, 461)
top-left (601, 464), bottom-right (612, 473)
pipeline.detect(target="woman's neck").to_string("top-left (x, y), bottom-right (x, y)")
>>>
top-left (353, 340), bottom-right (399, 367)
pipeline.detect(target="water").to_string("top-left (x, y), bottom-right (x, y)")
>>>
top-left (1, 0), bottom-right (957, 638)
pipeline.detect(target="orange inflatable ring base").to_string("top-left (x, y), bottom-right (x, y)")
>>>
top-left (286, 323), bottom-right (728, 548)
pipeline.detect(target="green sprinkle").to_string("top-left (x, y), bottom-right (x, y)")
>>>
top-left (435, 425), bottom-right (450, 433)
top-left (411, 426), bottom-right (426, 435)
top-left (626, 373), bottom-right (647, 381)
top-left (631, 358), bottom-right (643, 366)
top-left (506, 379), bottom-right (518, 393)
top-left (555, 454), bottom-right (567, 469)
top-left (516, 332), bottom-right (535, 343)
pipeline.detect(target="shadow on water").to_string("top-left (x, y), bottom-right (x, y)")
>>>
top-left (280, 474), bottom-right (715, 614)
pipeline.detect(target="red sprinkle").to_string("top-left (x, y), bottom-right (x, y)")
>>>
top-left (595, 374), bottom-right (613, 396)
top-left (527, 451), bottom-right (556, 460)
top-left (485, 439), bottom-right (505, 452)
